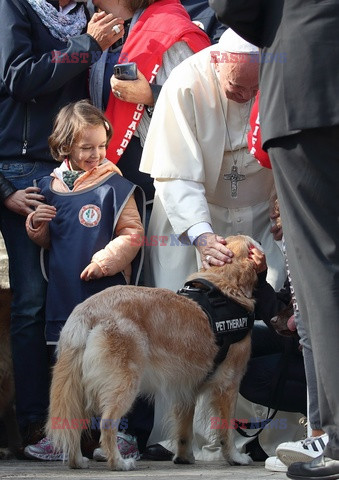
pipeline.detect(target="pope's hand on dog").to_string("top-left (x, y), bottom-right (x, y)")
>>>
top-left (195, 232), bottom-right (234, 269)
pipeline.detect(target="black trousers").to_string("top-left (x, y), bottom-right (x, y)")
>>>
top-left (240, 322), bottom-right (307, 416)
top-left (267, 126), bottom-right (339, 459)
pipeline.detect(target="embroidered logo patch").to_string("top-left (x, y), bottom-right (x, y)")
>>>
top-left (79, 205), bottom-right (101, 227)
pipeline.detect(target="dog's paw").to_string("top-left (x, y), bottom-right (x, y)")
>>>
top-left (227, 451), bottom-right (253, 466)
top-left (80, 456), bottom-right (89, 469)
top-left (110, 457), bottom-right (136, 471)
top-left (173, 454), bottom-right (195, 465)
top-left (69, 455), bottom-right (89, 469)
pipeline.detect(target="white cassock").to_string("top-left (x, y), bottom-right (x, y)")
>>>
top-left (139, 45), bottom-right (303, 459)
top-left (140, 45), bottom-right (286, 292)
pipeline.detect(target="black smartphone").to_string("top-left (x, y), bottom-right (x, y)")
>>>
top-left (113, 62), bottom-right (137, 80)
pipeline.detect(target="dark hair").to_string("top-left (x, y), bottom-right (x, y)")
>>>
top-left (127, 0), bottom-right (157, 13)
top-left (48, 100), bottom-right (113, 162)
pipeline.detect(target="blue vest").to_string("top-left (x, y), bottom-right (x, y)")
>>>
top-left (38, 172), bottom-right (144, 343)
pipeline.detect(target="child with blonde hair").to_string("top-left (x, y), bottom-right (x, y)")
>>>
top-left (26, 100), bottom-right (144, 346)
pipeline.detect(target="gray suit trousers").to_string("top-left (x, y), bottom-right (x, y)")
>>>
top-left (267, 126), bottom-right (339, 459)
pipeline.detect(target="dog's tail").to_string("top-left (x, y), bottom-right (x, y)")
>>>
top-left (45, 303), bottom-right (93, 464)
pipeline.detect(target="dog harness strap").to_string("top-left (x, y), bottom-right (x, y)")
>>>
top-left (177, 279), bottom-right (254, 346)
top-left (177, 279), bottom-right (254, 379)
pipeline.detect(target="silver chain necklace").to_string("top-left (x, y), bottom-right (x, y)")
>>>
top-left (214, 67), bottom-right (253, 198)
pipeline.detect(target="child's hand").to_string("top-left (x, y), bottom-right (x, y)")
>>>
top-left (32, 204), bottom-right (56, 228)
top-left (80, 262), bottom-right (103, 281)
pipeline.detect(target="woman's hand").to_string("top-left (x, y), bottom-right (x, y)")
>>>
top-left (195, 232), bottom-right (234, 269)
top-left (4, 187), bottom-right (45, 217)
top-left (87, 11), bottom-right (124, 51)
top-left (249, 246), bottom-right (267, 273)
top-left (110, 69), bottom-right (154, 105)
top-left (31, 204), bottom-right (56, 228)
top-left (80, 262), bottom-right (103, 281)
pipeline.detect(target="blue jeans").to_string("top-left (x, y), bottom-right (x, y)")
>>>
top-left (0, 161), bottom-right (57, 429)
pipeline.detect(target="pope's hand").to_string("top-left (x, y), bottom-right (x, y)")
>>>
top-left (195, 232), bottom-right (234, 269)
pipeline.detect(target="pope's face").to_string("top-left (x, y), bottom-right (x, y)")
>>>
top-left (217, 56), bottom-right (259, 103)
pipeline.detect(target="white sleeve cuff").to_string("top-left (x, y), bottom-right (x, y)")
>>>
top-left (187, 222), bottom-right (213, 245)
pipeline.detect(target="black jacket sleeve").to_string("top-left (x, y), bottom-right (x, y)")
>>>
top-left (0, 0), bottom-right (102, 102)
top-left (254, 271), bottom-right (290, 327)
top-left (0, 173), bottom-right (17, 203)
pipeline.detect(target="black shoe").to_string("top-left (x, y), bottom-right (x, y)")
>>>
top-left (142, 443), bottom-right (174, 461)
top-left (287, 454), bottom-right (339, 479)
top-left (20, 420), bottom-right (45, 447)
top-left (14, 421), bottom-right (46, 459)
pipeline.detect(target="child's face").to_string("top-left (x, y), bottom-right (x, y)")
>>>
top-left (69, 125), bottom-right (107, 171)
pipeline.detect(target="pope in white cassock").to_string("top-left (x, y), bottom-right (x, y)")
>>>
top-left (140, 28), bottom-right (285, 292)
top-left (138, 30), bottom-right (304, 460)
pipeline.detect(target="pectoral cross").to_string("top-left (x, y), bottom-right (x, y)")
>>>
top-left (224, 165), bottom-right (246, 198)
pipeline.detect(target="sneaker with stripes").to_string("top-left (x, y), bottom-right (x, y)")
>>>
top-left (276, 433), bottom-right (329, 466)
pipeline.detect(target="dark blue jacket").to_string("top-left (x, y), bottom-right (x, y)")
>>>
top-left (0, 0), bottom-right (101, 165)
top-left (181, 0), bottom-right (226, 44)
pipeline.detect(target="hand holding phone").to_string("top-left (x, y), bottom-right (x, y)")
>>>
top-left (113, 62), bottom-right (137, 80)
top-left (111, 64), bottom-right (154, 105)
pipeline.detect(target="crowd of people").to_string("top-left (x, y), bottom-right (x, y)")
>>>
top-left (1, 1), bottom-right (338, 479)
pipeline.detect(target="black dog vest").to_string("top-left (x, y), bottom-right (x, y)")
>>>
top-left (177, 278), bottom-right (254, 379)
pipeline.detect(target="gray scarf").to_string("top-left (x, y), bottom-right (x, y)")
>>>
top-left (25, 0), bottom-right (87, 42)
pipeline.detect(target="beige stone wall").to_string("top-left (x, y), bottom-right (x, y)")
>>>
top-left (0, 232), bottom-right (9, 288)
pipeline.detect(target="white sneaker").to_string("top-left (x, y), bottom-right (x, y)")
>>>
top-left (276, 433), bottom-right (329, 466)
top-left (265, 456), bottom-right (288, 472)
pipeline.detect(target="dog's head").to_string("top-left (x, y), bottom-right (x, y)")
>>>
top-left (189, 235), bottom-right (259, 311)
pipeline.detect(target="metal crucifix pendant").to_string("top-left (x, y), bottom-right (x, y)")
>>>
top-left (223, 165), bottom-right (246, 198)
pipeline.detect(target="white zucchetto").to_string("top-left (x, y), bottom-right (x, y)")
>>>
top-left (218, 28), bottom-right (259, 54)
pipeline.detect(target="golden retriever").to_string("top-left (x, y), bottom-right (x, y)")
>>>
top-left (46, 234), bottom-right (259, 471)
top-left (0, 287), bottom-right (21, 459)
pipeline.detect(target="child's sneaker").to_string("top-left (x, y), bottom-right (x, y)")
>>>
top-left (24, 437), bottom-right (67, 461)
top-left (276, 433), bottom-right (329, 466)
top-left (93, 432), bottom-right (140, 462)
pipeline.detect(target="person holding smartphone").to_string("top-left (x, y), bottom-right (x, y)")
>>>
top-left (89, 0), bottom-right (210, 217)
